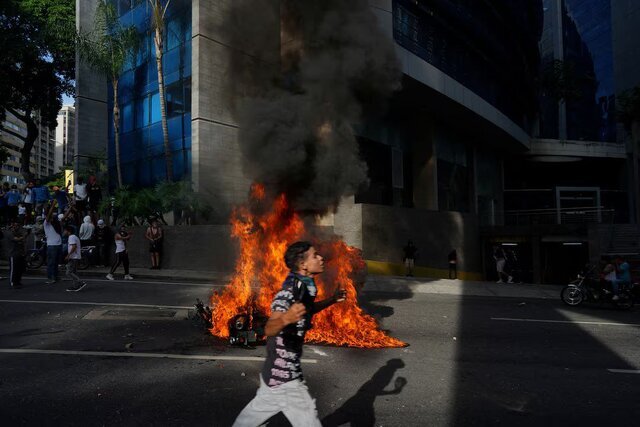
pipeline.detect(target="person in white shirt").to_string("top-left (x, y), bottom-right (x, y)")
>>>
top-left (44, 201), bottom-right (64, 284)
top-left (106, 224), bottom-right (134, 281)
top-left (64, 225), bottom-right (86, 292)
top-left (79, 215), bottom-right (95, 245)
top-left (74, 176), bottom-right (88, 216)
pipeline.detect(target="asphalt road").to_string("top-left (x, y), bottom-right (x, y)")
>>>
top-left (1, 275), bottom-right (640, 426)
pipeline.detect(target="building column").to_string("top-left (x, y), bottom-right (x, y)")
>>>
top-left (411, 117), bottom-right (437, 210)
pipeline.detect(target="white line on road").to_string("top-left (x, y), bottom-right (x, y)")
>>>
top-left (0, 299), bottom-right (192, 310)
top-left (491, 317), bottom-right (640, 327)
top-left (21, 276), bottom-right (225, 287)
top-left (607, 369), bottom-right (640, 374)
top-left (0, 348), bottom-right (317, 363)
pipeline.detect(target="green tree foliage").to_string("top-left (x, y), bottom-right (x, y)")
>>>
top-left (77, 1), bottom-right (139, 188)
top-left (0, 0), bottom-right (75, 182)
top-left (98, 181), bottom-right (210, 226)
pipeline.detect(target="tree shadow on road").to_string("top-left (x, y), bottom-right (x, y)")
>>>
top-left (321, 358), bottom-right (407, 427)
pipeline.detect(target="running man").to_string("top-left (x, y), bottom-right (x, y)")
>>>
top-left (64, 225), bottom-right (86, 292)
top-left (232, 241), bottom-right (346, 427)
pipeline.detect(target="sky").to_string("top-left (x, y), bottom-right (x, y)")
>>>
top-left (62, 93), bottom-right (75, 106)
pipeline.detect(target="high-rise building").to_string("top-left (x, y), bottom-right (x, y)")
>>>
top-left (0, 111), bottom-right (26, 185)
top-left (1, 110), bottom-right (56, 184)
top-left (55, 105), bottom-right (76, 171)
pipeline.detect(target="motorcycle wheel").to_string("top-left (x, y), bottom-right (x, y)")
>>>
top-left (77, 255), bottom-right (90, 270)
top-left (27, 253), bottom-right (45, 269)
top-left (561, 286), bottom-right (584, 306)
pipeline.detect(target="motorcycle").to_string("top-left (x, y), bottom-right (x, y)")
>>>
top-left (561, 265), bottom-right (634, 310)
top-left (77, 245), bottom-right (95, 270)
top-left (26, 238), bottom-right (47, 269)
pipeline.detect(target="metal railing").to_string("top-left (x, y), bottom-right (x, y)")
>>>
top-left (482, 207), bottom-right (615, 226)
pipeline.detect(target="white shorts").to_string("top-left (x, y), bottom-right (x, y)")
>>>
top-left (496, 259), bottom-right (506, 273)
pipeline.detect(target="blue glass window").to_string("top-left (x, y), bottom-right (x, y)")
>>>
top-left (122, 102), bottom-right (134, 133)
top-left (150, 92), bottom-right (161, 123)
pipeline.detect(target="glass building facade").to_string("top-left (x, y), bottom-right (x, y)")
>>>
top-left (392, 0), bottom-right (543, 132)
top-left (539, 0), bottom-right (616, 142)
top-left (107, 0), bottom-right (192, 188)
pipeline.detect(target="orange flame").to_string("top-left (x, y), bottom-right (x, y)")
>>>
top-left (209, 184), bottom-right (406, 348)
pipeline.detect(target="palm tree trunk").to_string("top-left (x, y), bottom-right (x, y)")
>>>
top-left (154, 27), bottom-right (173, 182)
top-left (112, 77), bottom-right (123, 188)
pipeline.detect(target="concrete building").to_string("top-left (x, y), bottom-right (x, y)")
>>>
top-left (55, 105), bottom-right (76, 171)
top-left (76, 1), bottom-right (638, 281)
top-left (0, 112), bottom-right (26, 185)
top-left (1, 110), bottom-right (57, 185)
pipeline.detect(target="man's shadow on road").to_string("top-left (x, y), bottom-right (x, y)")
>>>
top-left (322, 358), bottom-right (407, 427)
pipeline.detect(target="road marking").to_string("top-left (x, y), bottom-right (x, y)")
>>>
top-left (0, 299), bottom-right (192, 310)
top-left (0, 348), bottom-right (317, 363)
top-left (608, 369), bottom-right (640, 374)
top-left (21, 276), bottom-right (225, 288)
top-left (308, 347), bottom-right (328, 357)
top-left (491, 317), bottom-right (640, 327)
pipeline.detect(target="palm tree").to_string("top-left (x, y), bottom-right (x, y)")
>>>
top-left (148, 0), bottom-right (173, 182)
top-left (77, 1), bottom-right (139, 188)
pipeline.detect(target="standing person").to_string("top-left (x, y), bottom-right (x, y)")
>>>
top-left (44, 202), bottom-right (64, 284)
top-left (493, 245), bottom-right (513, 284)
top-left (232, 241), bottom-right (346, 427)
top-left (8, 220), bottom-right (26, 289)
top-left (94, 219), bottom-right (112, 267)
top-left (53, 186), bottom-right (69, 214)
top-left (87, 176), bottom-right (102, 219)
top-left (402, 240), bottom-right (418, 277)
top-left (106, 224), bottom-right (133, 280)
top-left (63, 225), bottom-right (86, 292)
top-left (7, 185), bottom-right (21, 222)
top-left (23, 181), bottom-right (34, 223)
top-left (18, 203), bottom-right (26, 225)
top-left (145, 218), bottom-right (163, 269)
top-left (74, 176), bottom-right (88, 217)
top-left (79, 215), bottom-right (95, 247)
top-left (33, 179), bottom-right (51, 218)
top-left (0, 183), bottom-right (8, 226)
top-left (448, 249), bottom-right (458, 279)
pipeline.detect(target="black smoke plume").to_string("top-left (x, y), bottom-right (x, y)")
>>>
top-left (225, 0), bottom-right (401, 215)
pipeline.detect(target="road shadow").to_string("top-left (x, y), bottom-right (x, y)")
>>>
top-left (321, 358), bottom-right (407, 427)
top-left (358, 280), bottom-right (414, 320)
top-left (451, 284), bottom-right (640, 426)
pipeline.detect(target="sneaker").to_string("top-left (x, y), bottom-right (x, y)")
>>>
top-left (66, 282), bottom-right (87, 292)
top-left (124, 274), bottom-right (134, 280)
top-left (45, 279), bottom-right (55, 285)
top-left (612, 295), bottom-right (620, 301)
top-left (496, 280), bottom-right (504, 284)
top-left (106, 274), bottom-right (114, 281)
top-left (507, 276), bottom-right (514, 284)
top-left (11, 283), bottom-right (22, 289)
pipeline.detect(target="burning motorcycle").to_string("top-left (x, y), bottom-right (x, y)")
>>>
top-left (561, 265), bottom-right (634, 309)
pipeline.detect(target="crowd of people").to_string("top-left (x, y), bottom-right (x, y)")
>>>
top-left (2, 176), bottom-right (164, 292)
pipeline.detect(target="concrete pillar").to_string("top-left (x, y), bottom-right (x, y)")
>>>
top-left (75, 0), bottom-right (108, 178)
top-left (191, 0), bottom-right (280, 223)
top-left (411, 117), bottom-right (438, 210)
top-left (532, 235), bottom-right (542, 284)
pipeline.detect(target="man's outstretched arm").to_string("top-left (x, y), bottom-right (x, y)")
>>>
top-left (312, 289), bottom-right (346, 314)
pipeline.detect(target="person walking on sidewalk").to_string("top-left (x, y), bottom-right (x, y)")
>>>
top-left (94, 219), bottom-right (112, 267)
top-left (232, 241), bottom-right (346, 427)
top-left (448, 249), bottom-right (458, 279)
top-left (403, 240), bottom-right (418, 277)
top-left (63, 225), bottom-right (86, 292)
top-left (145, 218), bottom-right (163, 269)
top-left (107, 225), bottom-right (133, 281)
top-left (9, 220), bottom-right (26, 289)
top-left (493, 245), bottom-right (513, 284)
top-left (44, 202), bottom-right (64, 284)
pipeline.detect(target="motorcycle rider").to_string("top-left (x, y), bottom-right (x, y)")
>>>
top-left (611, 256), bottom-right (631, 301)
